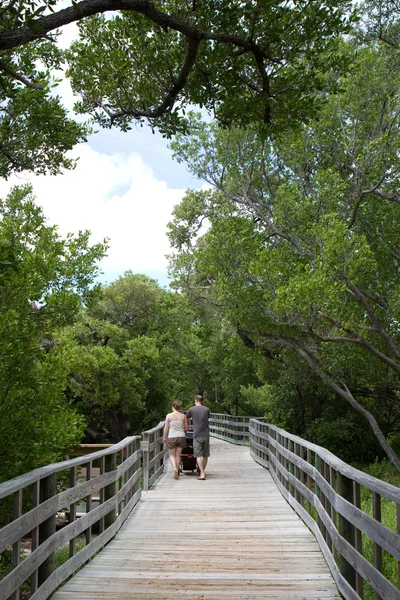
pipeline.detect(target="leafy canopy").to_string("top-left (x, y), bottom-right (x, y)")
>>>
top-left (0, 1), bottom-right (356, 175)
top-left (168, 38), bottom-right (400, 470)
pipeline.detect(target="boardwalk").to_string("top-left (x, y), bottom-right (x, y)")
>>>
top-left (52, 439), bottom-right (340, 600)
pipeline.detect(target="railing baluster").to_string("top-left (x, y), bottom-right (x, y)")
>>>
top-left (354, 481), bottom-right (363, 599)
top-left (373, 492), bottom-right (382, 600)
top-left (142, 433), bottom-right (150, 491)
top-left (30, 481), bottom-right (40, 594)
top-left (336, 471), bottom-right (356, 591)
top-left (288, 438), bottom-right (295, 496)
top-left (315, 454), bottom-right (324, 538)
top-left (10, 489), bottom-right (22, 600)
top-left (85, 460), bottom-right (92, 547)
top-left (324, 461), bottom-right (332, 552)
top-left (104, 451), bottom-right (117, 529)
top-left (294, 443), bottom-right (302, 505)
top-left (38, 472), bottom-right (57, 586)
top-left (322, 460), bottom-right (329, 544)
top-left (99, 455), bottom-right (105, 534)
top-left (118, 448), bottom-right (124, 515)
top-left (69, 466), bottom-right (77, 557)
top-left (306, 448), bottom-right (312, 515)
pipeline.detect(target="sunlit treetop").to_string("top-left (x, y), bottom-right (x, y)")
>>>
top-left (0, 0), bottom-right (356, 171)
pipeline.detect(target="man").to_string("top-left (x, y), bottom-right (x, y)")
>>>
top-left (186, 395), bottom-right (210, 480)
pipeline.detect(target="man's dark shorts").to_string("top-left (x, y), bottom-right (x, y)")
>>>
top-left (193, 437), bottom-right (210, 458)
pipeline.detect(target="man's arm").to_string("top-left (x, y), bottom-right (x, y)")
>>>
top-left (186, 408), bottom-right (192, 429)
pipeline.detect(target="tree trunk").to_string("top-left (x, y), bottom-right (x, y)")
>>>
top-left (235, 331), bottom-right (400, 473)
top-left (104, 408), bottom-right (129, 442)
top-left (282, 338), bottom-right (400, 473)
top-left (327, 380), bottom-right (400, 473)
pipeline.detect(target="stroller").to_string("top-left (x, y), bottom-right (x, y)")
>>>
top-left (180, 428), bottom-right (199, 474)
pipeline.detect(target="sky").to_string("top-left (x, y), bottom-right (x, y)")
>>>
top-left (0, 22), bottom-right (204, 289)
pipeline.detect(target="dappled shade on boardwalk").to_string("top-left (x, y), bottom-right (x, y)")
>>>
top-left (52, 439), bottom-right (339, 599)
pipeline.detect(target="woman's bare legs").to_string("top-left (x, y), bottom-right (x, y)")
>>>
top-left (176, 447), bottom-right (183, 476)
top-left (169, 448), bottom-right (177, 470)
top-left (169, 448), bottom-right (179, 479)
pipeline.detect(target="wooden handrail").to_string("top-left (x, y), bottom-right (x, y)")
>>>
top-left (249, 419), bottom-right (400, 600)
top-left (2, 414), bottom-right (398, 600)
top-left (141, 421), bottom-right (168, 491)
top-left (0, 437), bottom-right (142, 600)
top-left (209, 413), bottom-right (252, 445)
top-left (0, 437), bottom-right (137, 500)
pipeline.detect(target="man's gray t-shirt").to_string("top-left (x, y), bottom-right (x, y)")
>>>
top-left (186, 405), bottom-right (210, 437)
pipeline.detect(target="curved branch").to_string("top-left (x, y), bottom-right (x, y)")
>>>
top-left (347, 282), bottom-right (400, 361)
top-left (0, 0), bottom-right (259, 52)
top-left (274, 336), bottom-right (400, 473)
top-left (87, 35), bottom-right (201, 122)
top-left (0, 59), bottom-right (44, 89)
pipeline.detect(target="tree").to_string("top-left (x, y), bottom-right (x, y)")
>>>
top-left (0, 184), bottom-right (107, 481)
top-left (0, 1), bottom-right (356, 176)
top-left (62, 273), bottom-right (208, 438)
top-left (168, 39), bottom-right (400, 470)
top-left (0, 38), bottom-right (89, 177)
top-left (358, 0), bottom-right (400, 48)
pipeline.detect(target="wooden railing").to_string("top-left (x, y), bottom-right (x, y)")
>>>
top-left (209, 413), bottom-right (252, 445)
top-left (141, 421), bottom-right (168, 491)
top-left (0, 437), bottom-right (141, 600)
top-left (249, 419), bottom-right (400, 600)
top-left (3, 412), bottom-right (399, 600)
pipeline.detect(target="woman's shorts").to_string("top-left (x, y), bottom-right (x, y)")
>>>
top-left (167, 437), bottom-right (187, 449)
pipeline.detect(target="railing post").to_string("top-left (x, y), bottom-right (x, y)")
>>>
top-left (288, 438), bottom-right (295, 497)
top-left (315, 454), bottom-right (326, 539)
top-left (336, 471), bottom-right (356, 590)
top-left (10, 490), bottom-right (22, 600)
top-left (141, 438), bottom-right (150, 491)
top-left (104, 451), bottom-right (117, 529)
top-left (30, 481), bottom-right (40, 595)
top-left (38, 472), bottom-right (57, 586)
top-left (69, 466), bottom-right (77, 557)
top-left (85, 461), bottom-right (93, 546)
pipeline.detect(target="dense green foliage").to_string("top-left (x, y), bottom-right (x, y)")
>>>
top-left (0, 0), bottom-right (356, 176)
top-left (0, 185), bottom-right (107, 481)
top-left (0, 40), bottom-right (89, 177)
top-left (168, 34), bottom-right (400, 470)
top-left (1, 0), bottom-right (400, 484)
top-left (60, 273), bottom-right (199, 439)
top-left (56, 273), bottom-right (266, 442)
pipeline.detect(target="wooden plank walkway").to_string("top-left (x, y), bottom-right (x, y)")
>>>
top-left (52, 439), bottom-right (340, 599)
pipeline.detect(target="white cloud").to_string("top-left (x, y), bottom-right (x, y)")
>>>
top-left (0, 145), bottom-right (186, 284)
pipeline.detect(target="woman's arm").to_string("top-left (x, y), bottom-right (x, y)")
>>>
top-left (184, 414), bottom-right (189, 432)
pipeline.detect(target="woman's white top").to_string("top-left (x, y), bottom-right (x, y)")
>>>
top-left (167, 415), bottom-right (186, 438)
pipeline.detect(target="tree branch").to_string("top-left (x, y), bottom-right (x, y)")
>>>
top-left (272, 335), bottom-right (400, 472)
top-left (0, 0), bottom-right (261, 52)
top-left (86, 34), bottom-right (201, 122)
top-left (347, 282), bottom-right (400, 361)
top-left (0, 59), bottom-right (44, 89)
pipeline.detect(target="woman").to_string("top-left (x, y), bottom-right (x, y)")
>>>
top-left (163, 400), bottom-right (188, 480)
